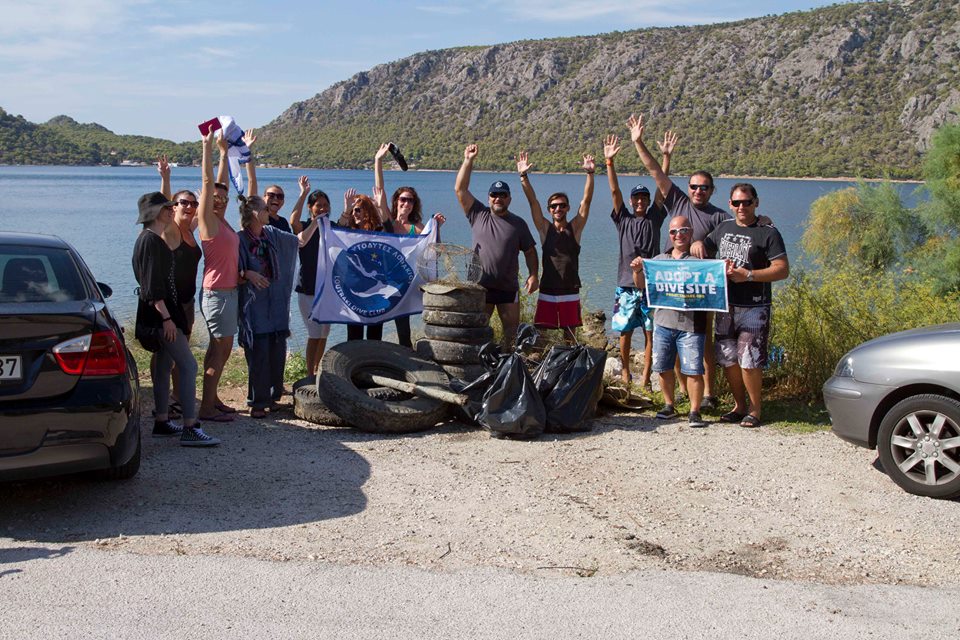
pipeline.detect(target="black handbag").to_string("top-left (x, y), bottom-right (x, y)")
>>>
top-left (134, 291), bottom-right (164, 353)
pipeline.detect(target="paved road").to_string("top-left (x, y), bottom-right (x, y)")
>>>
top-left (2, 545), bottom-right (958, 639)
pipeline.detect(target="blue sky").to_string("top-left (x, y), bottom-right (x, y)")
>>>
top-left (0, 0), bottom-right (848, 142)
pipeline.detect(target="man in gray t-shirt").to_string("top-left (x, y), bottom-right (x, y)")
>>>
top-left (455, 143), bottom-right (539, 349)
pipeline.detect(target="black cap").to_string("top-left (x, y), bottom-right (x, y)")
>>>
top-left (488, 181), bottom-right (511, 196)
top-left (630, 185), bottom-right (650, 198)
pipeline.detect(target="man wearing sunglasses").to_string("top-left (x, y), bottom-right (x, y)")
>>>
top-left (630, 216), bottom-right (709, 428)
top-left (693, 184), bottom-right (789, 429)
top-left (242, 133), bottom-right (293, 233)
top-left (456, 143), bottom-right (539, 350)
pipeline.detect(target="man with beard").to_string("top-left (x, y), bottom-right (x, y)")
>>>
top-left (455, 143), bottom-right (539, 350)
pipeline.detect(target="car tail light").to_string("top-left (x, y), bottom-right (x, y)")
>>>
top-left (53, 331), bottom-right (127, 376)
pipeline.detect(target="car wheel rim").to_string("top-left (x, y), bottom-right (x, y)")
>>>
top-left (889, 410), bottom-right (960, 487)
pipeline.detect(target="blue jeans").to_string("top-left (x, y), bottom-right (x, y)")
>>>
top-left (652, 325), bottom-right (705, 375)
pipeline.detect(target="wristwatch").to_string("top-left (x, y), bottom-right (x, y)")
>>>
top-left (746, 270), bottom-right (754, 282)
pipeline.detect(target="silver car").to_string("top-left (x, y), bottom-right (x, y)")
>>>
top-left (823, 323), bottom-right (960, 499)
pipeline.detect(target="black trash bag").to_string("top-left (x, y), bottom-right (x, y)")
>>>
top-left (477, 353), bottom-right (546, 438)
top-left (533, 344), bottom-right (606, 433)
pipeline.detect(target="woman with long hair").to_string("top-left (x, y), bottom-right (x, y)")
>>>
top-left (338, 189), bottom-right (386, 341)
top-left (132, 131), bottom-right (219, 446)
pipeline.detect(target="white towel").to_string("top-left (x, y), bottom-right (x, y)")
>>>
top-left (216, 116), bottom-right (251, 195)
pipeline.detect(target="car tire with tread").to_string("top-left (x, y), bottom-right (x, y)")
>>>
top-left (423, 309), bottom-right (489, 328)
top-left (317, 342), bottom-right (450, 433)
top-left (422, 287), bottom-right (486, 312)
top-left (423, 323), bottom-right (493, 344)
top-left (877, 393), bottom-right (960, 499)
top-left (416, 338), bottom-right (483, 364)
top-left (97, 433), bottom-right (141, 481)
top-left (441, 363), bottom-right (488, 383)
top-left (294, 381), bottom-right (350, 427)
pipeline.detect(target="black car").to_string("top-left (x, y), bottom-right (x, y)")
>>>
top-left (0, 232), bottom-right (140, 481)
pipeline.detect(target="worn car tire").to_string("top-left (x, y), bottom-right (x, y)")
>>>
top-left (422, 287), bottom-right (486, 313)
top-left (317, 342), bottom-right (450, 433)
top-left (97, 433), bottom-right (141, 481)
top-left (294, 382), bottom-right (350, 427)
top-left (877, 394), bottom-right (960, 499)
top-left (441, 363), bottom-right (488, 383)
top-left (295, 375), bottom-right (408, 404)
top-left (416, 338), bottom-right (483, 364)
top-left (422, 309), bottom-right (489, 328)
top-left (423, 323), bottom-right (493, 344)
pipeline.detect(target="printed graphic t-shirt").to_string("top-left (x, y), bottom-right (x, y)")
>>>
top-left (703, 219), bottom-right (787, 306)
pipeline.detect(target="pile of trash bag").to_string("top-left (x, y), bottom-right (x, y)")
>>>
top-left (450, 325), bottom-right (606, 439)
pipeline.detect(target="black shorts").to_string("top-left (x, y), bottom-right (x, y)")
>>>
top-left (485, 287), bottom-right (519, 305)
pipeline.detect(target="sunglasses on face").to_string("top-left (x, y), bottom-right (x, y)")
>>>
top-left (398, 196), bottom-right (416, 204)
top-left (548, 202), bottom-right (568, 210)
top-left (669, 227), bottom-right (693, 236)
top-left (689, 184), bottom-right (712, 192)
top-left (731, 199), bottom-right (754, 207)
top-left (213, 195), bottom-right (228, 204)
top-left (177, 199), bottom-right (198, 208)
top-left (265, 192), bottom-right (285, 201)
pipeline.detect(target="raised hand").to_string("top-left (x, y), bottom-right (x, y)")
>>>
top-left (516, 151), bottom-right (533, 175)
top-left (343, 187), bottom-right (358, 212)
top-left (201, 128), bottom-right (214, 146)
top-left (464, 144), bottom-right (478, 161)
top-left (298, 175), bottom-right (310, 195)
top-left (657, 130), bottom-right (679, 156)
top-left (157, 155), bottom-right (170, 179)
top-left (433, 212), bottom-right (446, 226)
top-left (376, 143), bottom-right (390, 160)
top-left (626, 114), bottom-right (645, 143)
top-left (242, 128), bottom-right (257, 149)
top-left (216, 130), bottom-right (228, 154)
top-left (603, 134), bottom-right (621, 160)
top-left (582, 154), bottom-right (595, 173)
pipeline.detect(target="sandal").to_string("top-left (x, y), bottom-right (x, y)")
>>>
top-left (720, 410), bottom-right (746, 423)
top-left (250, 409), bottom-right (268, 419)
top-left (740, 415), bottom-right (762, 429)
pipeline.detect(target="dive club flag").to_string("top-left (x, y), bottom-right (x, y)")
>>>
top-left (643, 259), bottom-right (729, 313)
top-left (309, 217), bottom-right (439, 325)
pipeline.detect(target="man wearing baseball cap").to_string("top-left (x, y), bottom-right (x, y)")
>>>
top-left (455, 143), bottom-right (539, 350)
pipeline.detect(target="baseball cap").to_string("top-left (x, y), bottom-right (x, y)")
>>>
top-left (630, 185), bottom-right (651, 198)
top-left (488, 181), bottom-right (511, 196)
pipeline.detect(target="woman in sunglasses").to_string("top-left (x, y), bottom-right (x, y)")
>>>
top-left (338, 189), bottom-right (387, 341)
top-left (373, 143), bottom-right (445, 347)
top-left (236, 192), bottom-right (320, 418)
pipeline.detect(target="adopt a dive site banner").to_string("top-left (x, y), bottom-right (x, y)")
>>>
top-left (310, 217), bottom-right (439, 325)
top-left (643, 259), bottom-right (729, 313)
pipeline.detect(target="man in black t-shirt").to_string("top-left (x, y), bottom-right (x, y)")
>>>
top-left (693, 183), bottom-right (789, 429)
top-left (455, 143), bottom-right (539, 349)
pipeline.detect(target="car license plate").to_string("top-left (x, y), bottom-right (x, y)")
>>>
top-left (0, 355), bottom-right (23, 381)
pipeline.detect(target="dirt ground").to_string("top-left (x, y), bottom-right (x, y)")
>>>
top-left (3, 384), bottom-right (959, 588)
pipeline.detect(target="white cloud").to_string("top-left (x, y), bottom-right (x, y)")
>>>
top-left (0, 0), bottom-right (131, 36)
top-left (149, 21), bottom-right (262, 38)
top-left (415, 4), bottom-right (469, 16)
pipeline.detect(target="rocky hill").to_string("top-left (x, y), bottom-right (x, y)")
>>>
top-left (257, 0), bottom-right (960, 178)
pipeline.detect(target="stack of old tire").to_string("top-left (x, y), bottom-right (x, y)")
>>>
top-left (416, 282), bottom-right (491, 383)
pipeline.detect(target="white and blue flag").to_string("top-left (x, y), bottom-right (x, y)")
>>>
top-left (309, 217), bottom-right (439, 325)
top-left (216, 115), bottom-right (251, 195)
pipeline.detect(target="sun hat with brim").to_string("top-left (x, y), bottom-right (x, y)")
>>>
top-left (137, 192), bottom-right (175, 224)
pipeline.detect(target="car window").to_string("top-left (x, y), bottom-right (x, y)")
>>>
top-left (0, 247), bottom-right (87, 303)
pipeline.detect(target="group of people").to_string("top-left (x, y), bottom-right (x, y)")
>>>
top-left (456, 114), bottom-right (788, 430)
top-left (132, 112), bottom-right (788, 447)
top-left (132, 132), bottom-right (443, 447)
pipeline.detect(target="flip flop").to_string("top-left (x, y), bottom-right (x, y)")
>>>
top-left (215, 401), bottom-right (238, 414)
top-left (740, 415), bottom-right (762, 428)
top-left (720, 411), bottom-right (746, 423)
top-left (198, 412), bottom-right (235, 423)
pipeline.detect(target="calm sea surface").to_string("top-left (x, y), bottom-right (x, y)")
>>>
top-left (0, 166), bottom-right (922, 351)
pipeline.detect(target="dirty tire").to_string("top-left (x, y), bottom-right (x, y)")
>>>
top-left (422, 287), bottom-right (486, 313)
top-left (416, 338), bottom-right (483, 364)
top-left (294, 383), bottom-right (350, 427)
top-left (423, 323), bottom-right (493, 344)
top-left (295, 374), bottom-right (408, 403)
top-left (422, 309), bottom-right (489, 328)
top-left (317, 342), bottom-right (450, 433)
top-left (441, 363), bottom-right (488, 383)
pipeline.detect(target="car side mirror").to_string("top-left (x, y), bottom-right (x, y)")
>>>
top-left (97, 282), bottom-right (113, 299)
